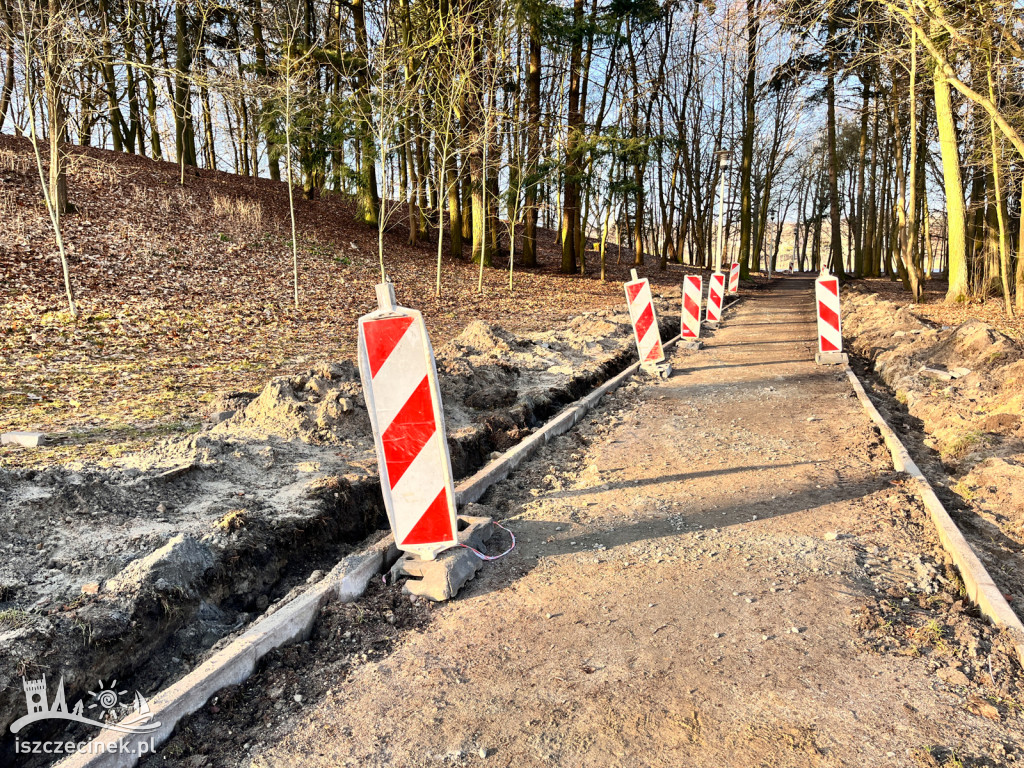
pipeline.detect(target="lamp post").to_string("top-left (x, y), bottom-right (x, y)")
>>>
top-left (714, 150), bottom-right (731, 274)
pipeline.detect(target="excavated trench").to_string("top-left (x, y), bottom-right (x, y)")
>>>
top-left (0, 305), bottom-right (680, 761)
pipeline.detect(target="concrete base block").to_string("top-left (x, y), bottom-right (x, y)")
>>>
top-left (390, 515), bottom-right (494, 601)
top-left (640, 362), bottom-right (672, 379)
top-left (815, 351), bottom-right (849, 366)
top-left (456, 512), bottom-right (495, 550)
top-left (1, 431), bottom-right (46, 447)
top-left (703, 321), bottom-right (720, 330)
top-left (393, 549), bottom-right (482, 602)
top-left (679, 339), bottom-right (703, 351)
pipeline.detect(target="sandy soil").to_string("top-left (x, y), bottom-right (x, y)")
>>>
top-left (841, 285), bottom-right (1024, 627)
top-left (139, 278), bottom-right (1023, 768)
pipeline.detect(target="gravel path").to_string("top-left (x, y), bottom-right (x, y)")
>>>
top-left (145, 277), bottom-right (1024, 768)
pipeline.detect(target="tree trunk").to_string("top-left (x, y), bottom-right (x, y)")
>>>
top-left (200, 78), bottom-right (216, 170)
top-left (35, 0), bottom-right (77, 316)
top-left (825, 14), bottom-right (846, 279)
top-left (902, 38), bottom-right (923, 301)
top-left (98, 0), bottom-right (126, 152)
top-left (139, 2), bottom-right (163, 160)
top-left (522, 18), bottom-right (541, 267)
top-left (173, 1), bottom-right (197, 169)
top-left (1017, 182), bottom-right (1024, 312)
top-left (560, 0), bottom-right (584, 274)
top-left (352, 0), bottom-right (380, 225)
top-left (468, 75), bottom-right (492, 267)
top-left (632, 171), bottom-right (644, 266)
top-left (251, 0), bottom-right (279, 180)
top-left (402, 122), bottom-right (417, 245)
top-left (44, 8), bottom-right (69, 215)
top-left (933, 48), bottom-right (969, 301)
top-left (738, 0), bottom-right (759, 279)
top-left (0, 0), bottom-right (13, 128)
top-left (415, 132), bottom-right (430, 238)
top-left (852, 72), bottom-right (870, 277)
top-left (987, 62), bottom-right (1014, 317)
top-left (123, 38), bottom-right (143, 154)
top-left (446, 144), bottom-right (463, 258)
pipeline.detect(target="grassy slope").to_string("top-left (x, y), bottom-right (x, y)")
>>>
top-left (0, 134), bottom-right (679, 467)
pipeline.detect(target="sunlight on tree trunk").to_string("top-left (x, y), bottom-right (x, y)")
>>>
top-left (933, 55), bottom-right (969, 303)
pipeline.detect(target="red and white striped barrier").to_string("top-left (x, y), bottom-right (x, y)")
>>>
top-left (358, 284), bottom-right (459, 560)
top-left (814, 273), bottom-right (847, 365)
top-left (728, 261), bottom-right (740, 295)
top-left (624, 269), bottom-right (664, 365)
top-left (682, 275), bottom-right (702, 340)
top-left (706, 273), bottom-right (725, 324)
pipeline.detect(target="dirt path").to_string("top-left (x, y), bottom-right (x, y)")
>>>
top-left (146, 278), bottom-right (1024, 768)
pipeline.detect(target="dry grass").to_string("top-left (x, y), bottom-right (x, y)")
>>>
top-left (0, 147), bottom-right (32, 174)
top-left (0, 188), bottom-right (15, 214)
top-left (212, 193), bottom-right (264, 233)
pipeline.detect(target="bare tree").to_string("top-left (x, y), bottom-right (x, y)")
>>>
top-left (7, 0), bottom-right (87, 317)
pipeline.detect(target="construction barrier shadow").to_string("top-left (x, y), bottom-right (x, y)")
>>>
top-left (461, 469), bottom-right (898, 601)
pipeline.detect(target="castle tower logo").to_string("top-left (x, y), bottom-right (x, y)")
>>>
top-left (23, 677), bottom-right (48, 715)
top-left (10, 675), bottom-right (160, 736)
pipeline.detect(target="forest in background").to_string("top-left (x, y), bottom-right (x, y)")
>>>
top-left (2, 0), bottom-right (1024, 318)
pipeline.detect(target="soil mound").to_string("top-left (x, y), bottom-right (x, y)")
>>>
top-left (842, 289), bottom-right (1024, 466)
top-left (445, 320), bottom-right (516, 357)
top-left (215, 362), bottom-right (369, 444)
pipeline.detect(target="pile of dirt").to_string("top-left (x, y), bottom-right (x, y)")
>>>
top-left (842, 285), bottom-right (1024, 624)
top-left (0, 304), bottom-right (674, 749)
top-left (842, 289), bottom-right (1024, 464)
top-left (206, 362), bottom-right (369, 445)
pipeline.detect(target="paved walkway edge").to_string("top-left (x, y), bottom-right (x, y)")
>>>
top-left (845, 364), bottom-right (1024, 666)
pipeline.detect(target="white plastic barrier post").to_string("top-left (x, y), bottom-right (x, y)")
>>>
top-left (357, 283), bottom-right (459, 560)
top-left (681, 275), bottom-right (702, 342)
top-left (624, 269), bottom-right (666, 366)
top-left (706, 273), bottom-right (725, 325)
top-left (728, 261), bottom-right (740, 295)
top-left (814, 273), bottom-right (848, 365)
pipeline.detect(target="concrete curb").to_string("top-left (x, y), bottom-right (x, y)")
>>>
top-left (58, 296), bottom-right (746, 767)
top-left (844, 364), bottom-right (1024, 667)
top-left (57, 539), bottom-right (393, 768)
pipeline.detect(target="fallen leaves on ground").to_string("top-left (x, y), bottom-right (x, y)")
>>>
top-left (1, 134), bottom-right (688, 468)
